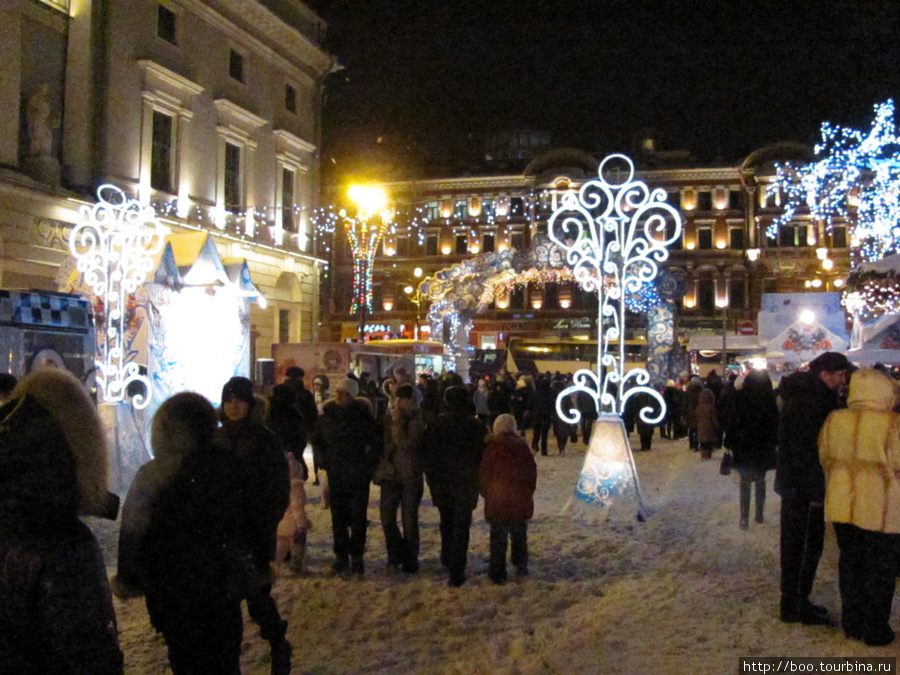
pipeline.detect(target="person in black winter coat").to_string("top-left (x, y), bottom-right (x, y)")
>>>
top-left (487, 378), bottom-right (512, 427)
top-left (728, 370), bottom-right (779, 529)
top-left (311, 378), bottom-right (379, 576)
top-left (116, 392), bottom-right (248, 674)
top-left (661, 380), bottom-right (681, 439)
top-left (422, 386), bottom-right (487, 587)
top-left (529, 377), bottom-right (554, 455)
top-left (550, 379), bottom-right (574, 455)
top-left (284, 366), bottom-right (319, 436)
top-left (0, 368), bottom-right (123, 675)
top-left (267, 383), bottom-right (309, 481)
top-left (775, 351), bottom-right (849, 626)
top-left (214, 376), bottom-right (293, 674)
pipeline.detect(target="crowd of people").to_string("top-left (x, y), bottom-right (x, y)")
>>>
top-left (4, 352), bottom-right (900, 672)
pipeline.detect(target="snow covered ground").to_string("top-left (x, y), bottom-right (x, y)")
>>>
top-left (89, 433), bottom-right (900, 674)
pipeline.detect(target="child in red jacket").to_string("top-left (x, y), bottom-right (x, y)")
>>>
top-left (480, 414), bottom-right (538, 584)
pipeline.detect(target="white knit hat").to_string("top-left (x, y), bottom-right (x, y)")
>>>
top-left (335, 378), bottom-right (360, 398)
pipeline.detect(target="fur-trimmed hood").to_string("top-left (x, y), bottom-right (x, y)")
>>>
top-left (0, 368), bottom-right (110, 520)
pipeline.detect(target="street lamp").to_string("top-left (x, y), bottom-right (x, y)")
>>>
top-left (345, 184), bottom-right (391, 342)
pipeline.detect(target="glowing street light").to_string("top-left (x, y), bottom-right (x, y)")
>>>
top-left (345, 184), bottom-right (390, 342)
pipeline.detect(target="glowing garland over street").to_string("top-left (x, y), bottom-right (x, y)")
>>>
top-left (548, 154), bottom-right (682, 424)
top-left (69, 185), bottom-right (167, 408)
top-left (770, 99), bottom-right (900, 263)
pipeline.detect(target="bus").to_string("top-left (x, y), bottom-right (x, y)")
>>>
top-left (273, 339), bottom-right (449, 389)
top-left (504, 337), bottom-right (648, 376)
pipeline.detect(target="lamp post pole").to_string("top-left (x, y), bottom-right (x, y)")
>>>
top-left (721, 306), bottom-right (728, 372)
top-left (405, 267), bottom-right (424, 340)
top-left (358, 257), bottom-right (368, 343)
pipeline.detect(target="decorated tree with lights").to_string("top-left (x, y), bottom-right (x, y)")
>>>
top-left (771, 99), bottom-right (900, 264)
top-left (771, 100), bottom-right (900, 343)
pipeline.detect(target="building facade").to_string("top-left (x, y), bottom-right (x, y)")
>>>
top-left (0, 0), bottom-right (334, 373)
top-left (321, 144), bottom-right (852, 357)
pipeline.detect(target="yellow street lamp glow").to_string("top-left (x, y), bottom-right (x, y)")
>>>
top-left (348, 184), bottom-right (388, 218)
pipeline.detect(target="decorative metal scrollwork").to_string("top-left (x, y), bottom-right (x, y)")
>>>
top-left (69, 185), bottom-right (166, 408)
top-left (548, 154), bottom-right (683, 425)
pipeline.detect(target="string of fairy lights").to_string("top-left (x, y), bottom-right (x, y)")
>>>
top-left (314, 187), bottom-right (665, 322)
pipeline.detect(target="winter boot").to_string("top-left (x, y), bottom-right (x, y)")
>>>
top-left (331, 554), bottom-right (349, 575)
top-left (270, 638), bottom-right (292, 675)
top-left (755, 503), bottom-right (765, 524)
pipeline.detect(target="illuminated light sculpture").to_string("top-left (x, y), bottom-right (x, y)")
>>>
top-left (548, 154), bottom-right (683, 521)
top-left (69, 184), bottom-right (166, 408)
top-left (770, 99), bottom-right (900, 264)
top-left (344, 185), bottom-right (391, 340)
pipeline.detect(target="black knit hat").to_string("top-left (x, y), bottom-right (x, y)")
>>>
top-left (808, 352), bottom-right (850, 375)
top-left (222, 376), bottom-right (255, 407)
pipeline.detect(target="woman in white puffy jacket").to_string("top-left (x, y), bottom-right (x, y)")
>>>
top-left (818, 367), bottom-right (900, 647)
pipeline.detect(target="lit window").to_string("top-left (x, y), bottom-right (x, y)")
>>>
top-left (157, 5), bottom-right (177, 44)
top-left (281, 167), bottom-right (295, 232)
top-left (229, 50), bottom-right (244, 82)
top-left (285, 84), bottom-right (296, 113)
top-left (224, 142), bottom-right (242, 210)
top-left (455, 235), bottom-right (467, 254)
top-left (729, 279), bottom-right (745, 309)
top-left (279, 309), bottom-right (290, 343)
top-left (150, 111), bottom-right (174, 192)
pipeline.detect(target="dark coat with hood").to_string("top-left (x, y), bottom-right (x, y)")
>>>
top-left (117, 393), bottom-right (249, 634)
top-left (311, 397), bottom-right (379, 488)
top-left (214, 409), bottom-right (289, 567)
top-left (422, 407), bottom-right (487, 511)
top-left (0, 370), bottom-right (123, 675)
top-left (480, 431), bottom-right (537, 524)
top-left (729, 374), bottom-right (779, 472)
top-left (775, 370), bottom-right (842, 502)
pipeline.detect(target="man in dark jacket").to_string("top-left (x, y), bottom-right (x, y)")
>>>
top-left (422, 386), bottom-right (487, 587)
top-left (775, 351), bottom-right (849, 625)
top-left (284, 366), bottom-right (319, 436)
top-left (214, 376), bottom-right (292, 674)
top-left (311, 377), bottom-right (379, 576)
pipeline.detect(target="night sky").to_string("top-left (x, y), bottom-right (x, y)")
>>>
top-left (306, 1), bottom-right (899, 178)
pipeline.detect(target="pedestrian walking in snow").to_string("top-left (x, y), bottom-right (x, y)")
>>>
top-left (116, 392), bottom-right (247, 674)
top-left (422, 385), bottom-right (487, 587)
top-left (378, 382), bottom-right (427, 573)
top-left (214, 376), bottom-right (293, 674)
top-left (481, 414), bottom-right (537, 585)
top-left (311, 378), bottom-right (379, 577)
top-left (776, 351), bottom-right (850, 626)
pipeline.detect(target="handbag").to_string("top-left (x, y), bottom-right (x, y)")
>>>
top-left (719, 449), bottom-right (734, 476)
top-left (372, 454), bottom-right (397, 486)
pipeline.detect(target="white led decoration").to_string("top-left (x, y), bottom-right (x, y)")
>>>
top-left (69, 184), bottom-right (166, 408)
top-left (548, 154), bottom-right (683, 426)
